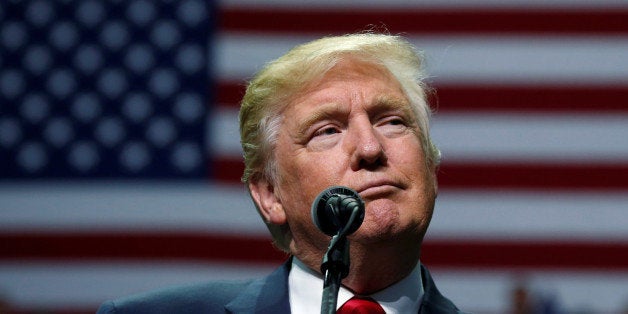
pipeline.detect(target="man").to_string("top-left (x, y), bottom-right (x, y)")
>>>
top-left (97, 33), bottom-right (465, 313)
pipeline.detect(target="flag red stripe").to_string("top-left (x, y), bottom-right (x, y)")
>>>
top-left (212, 158), bottom-right (628, 190)
top-left (421, 240), bottom-right (628, 270)
top-left (216, 81), bottom-right (628, 113)
top-left (212, 157), bottom-right (243, 183)
top-left (438, 162), bottom-right (628, 190)
top-left (220, 8), bottom-right (628, 35)
top-left (2, 232), bottom-right (627, 270)
top-left (431, 84), bottom-right (628, 113)
top-left (4, 308), bottom-right (90, 314)
top-left (1, 232), bottom-right (287, 264)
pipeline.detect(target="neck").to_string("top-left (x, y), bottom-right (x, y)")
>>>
top-left (294, 236), bottom-right (421, 295)
top-left (342, 240), bottom-right (421, 294)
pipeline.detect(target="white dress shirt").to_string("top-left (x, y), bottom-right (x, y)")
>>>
top-left (288, 258), bottom-right (424, 314)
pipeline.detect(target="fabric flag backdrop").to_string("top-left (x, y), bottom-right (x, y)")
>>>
top-left (1, 0), bottom-right (628, 313)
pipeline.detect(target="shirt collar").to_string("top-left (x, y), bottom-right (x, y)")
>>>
top-left (288, 257), bottom-right (424, 314)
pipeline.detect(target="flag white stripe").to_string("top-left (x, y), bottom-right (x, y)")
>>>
top-left (431, 190), bottom-right (628, 241)
top-left (431, 268), bottom-right (628, 313)
top-left (215, 33), bottom-right (628, 84)
top-left (0, 182), bottom-right (267, 236)
top-left (2, 183), bottom-right (627, 240)
top-left (0, 261), bottom-right (276, 309)
top-left (432, 113), bottom-right (628, 163)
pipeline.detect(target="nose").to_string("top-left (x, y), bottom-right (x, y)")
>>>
top-left (347, 119), bottom-right (387, 171)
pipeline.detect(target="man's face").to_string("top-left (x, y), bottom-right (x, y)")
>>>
top-left (259, 58), bottom-right (437, 257)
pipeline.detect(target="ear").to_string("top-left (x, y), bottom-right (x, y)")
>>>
top-left (249, 177), bottom-right (287, 225)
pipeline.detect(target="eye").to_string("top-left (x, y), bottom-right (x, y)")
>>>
top-left (380, 116), bottom-right (407, 127)
top-left (387, 118), bottom-right (405, 125)
top-left (306, 124), bottom-right (342, 150)
top-left (313, 126), bottom-right (340, 137)
top-left (377, 115), bottom-right (412, 137)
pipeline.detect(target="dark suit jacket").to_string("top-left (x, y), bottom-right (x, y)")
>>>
top-left (97, 260), bottom-right (465, 313)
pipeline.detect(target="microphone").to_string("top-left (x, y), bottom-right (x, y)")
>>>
top-left (311, 186), bottom-right (365, 237)
top-left (312, 186), bottom-right (365, 314)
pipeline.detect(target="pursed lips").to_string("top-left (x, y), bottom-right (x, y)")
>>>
top-left (355, 179), bottom-right (403, 199)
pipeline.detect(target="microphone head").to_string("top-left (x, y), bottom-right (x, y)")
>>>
top-left (311, 186), bottom-right (365, 236)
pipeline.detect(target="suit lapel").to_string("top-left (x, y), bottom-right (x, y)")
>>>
top-left (418, 264), bottom-right (463, 313)
top-left (224, 259), bottom-right (461, 314)
top-left (225, 259), bottom-right (292, 314)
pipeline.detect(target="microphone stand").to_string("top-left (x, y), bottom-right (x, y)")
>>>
top-left (319, 207), bottom-right (361, 314)
top-left (320, 234), bottom-right (349, 314)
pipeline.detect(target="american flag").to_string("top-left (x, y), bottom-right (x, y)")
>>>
top-left (1, 0), bottom-right (628, 313)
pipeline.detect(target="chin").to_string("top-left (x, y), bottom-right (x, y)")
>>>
top-left (365, 198), bottom-right (400, 224)
top-left (352, 210), bottom-right (400, 242)
top-left (352, 200), bottom-right (428, 243)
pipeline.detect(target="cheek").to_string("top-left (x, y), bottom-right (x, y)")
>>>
top-left (275, 152), bottom-right (330, 210)
top-left (396, 137), bottom-right (429, 173)
top-left (280, 149), bottom-right (343, 187)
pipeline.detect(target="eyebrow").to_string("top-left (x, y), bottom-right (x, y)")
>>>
top-left (371, 94), bottom-right (415, 121)
top-left (294, 102), bottom-right (348, 140)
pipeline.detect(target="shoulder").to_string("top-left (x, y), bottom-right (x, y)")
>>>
top-left (420, 264), bottom-right (470, 314)
top-left (96, 280), bottom-right (251, 314)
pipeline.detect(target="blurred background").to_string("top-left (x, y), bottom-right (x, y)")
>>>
top-left (1, 0), bottom-right (628, 313)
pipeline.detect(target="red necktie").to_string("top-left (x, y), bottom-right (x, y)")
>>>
top-left (337, 296), bottom-right (386, 314)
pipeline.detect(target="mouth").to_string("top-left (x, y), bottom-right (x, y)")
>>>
top-left (355, 180), bottom-right (402, 199)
